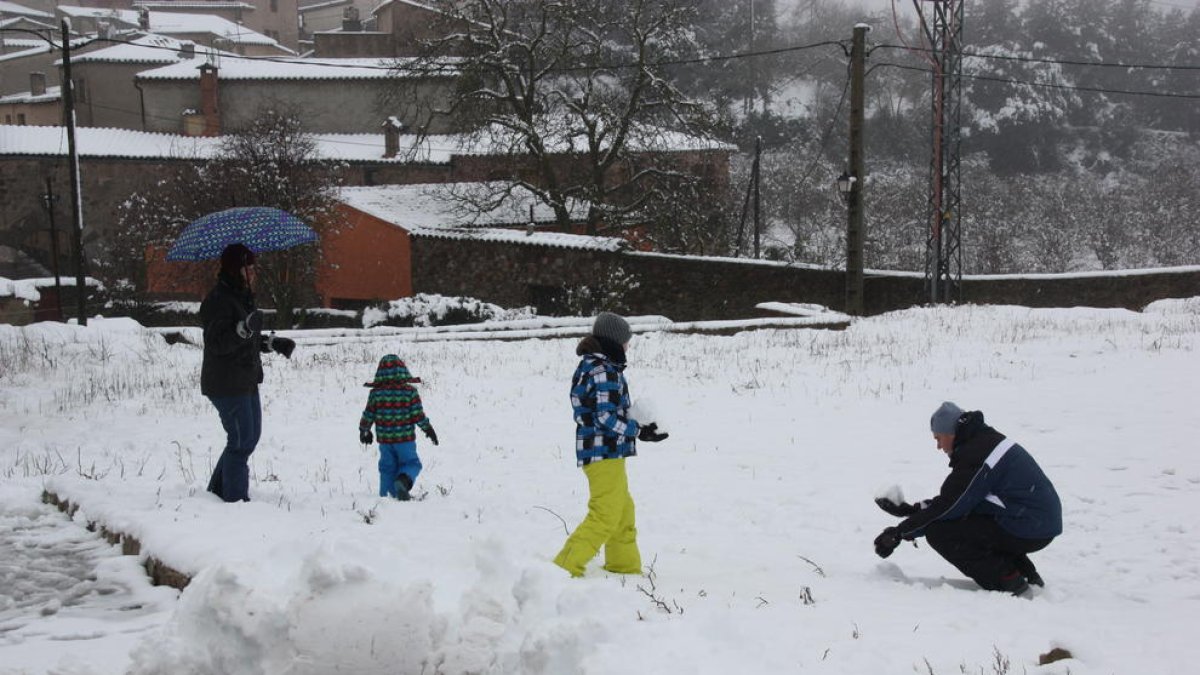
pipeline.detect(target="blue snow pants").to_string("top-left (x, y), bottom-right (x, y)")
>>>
top-left (379, 441), bottom-right (422, 498)
top-left (206, 392), bottom-right (262, 502)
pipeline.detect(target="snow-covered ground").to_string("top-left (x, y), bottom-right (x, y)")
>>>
top-left (1, 300), bottom-right (1198, 674)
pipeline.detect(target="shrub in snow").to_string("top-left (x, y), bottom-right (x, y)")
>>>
top-left (559, 266), bottom-right (640, 316)
top-left (362, 294), bottom-right (536, 328)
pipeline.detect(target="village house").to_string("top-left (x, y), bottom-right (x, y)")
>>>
top-left (135, 53), bottom-right (463, 135)
top-left (0, 70), bottom-right (57, 125)
top-left (56, 6), bottom-right (295, 56)
top-left (312, 0), bottom-right (455, 59)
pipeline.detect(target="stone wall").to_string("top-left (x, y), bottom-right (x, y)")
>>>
top-left (412, 235), bottom-right (1200, 320)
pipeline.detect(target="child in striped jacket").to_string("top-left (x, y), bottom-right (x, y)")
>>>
top-left (359, 354), bottom-right (438, 500)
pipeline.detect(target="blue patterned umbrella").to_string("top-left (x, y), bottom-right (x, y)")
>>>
top-left (166, 207), bottom-right (318, 261)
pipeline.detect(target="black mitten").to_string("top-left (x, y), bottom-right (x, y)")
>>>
top-left (637, 423), bottom-right (669, 442)
top-left (237, 310), bottom-right (263, 339)
top-left (360, 429), bottom-right (373, 445)
top-left (874, 527), bottom-right (902, 559)
top-left (875, 497), bottom-right (920, 518)
top-left (270, 336), bottom-right (296, 358)
top-left (423, 426), bottom-right (439, 446)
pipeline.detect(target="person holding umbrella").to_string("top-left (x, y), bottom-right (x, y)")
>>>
top-left (200, 243), bottom-right (295, 502)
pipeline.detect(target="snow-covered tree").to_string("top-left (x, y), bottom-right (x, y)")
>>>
top-left (395, 0), bottom-right (724, 244)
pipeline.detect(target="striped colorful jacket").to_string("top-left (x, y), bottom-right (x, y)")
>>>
top-left (359, 354), bottom-right (433, 444)
top-left (570, 337), bottom-right (641, 466)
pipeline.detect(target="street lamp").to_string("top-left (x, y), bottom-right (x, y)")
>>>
top-left (836, 171), bottom-right (856, 204)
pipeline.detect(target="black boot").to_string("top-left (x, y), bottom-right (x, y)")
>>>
top-left (1015, 555), bottom-right (1044, 587)
top-left (394, 474), bottom-right (413, 501)
top-left (998, 571), bottom-right (1030, 596)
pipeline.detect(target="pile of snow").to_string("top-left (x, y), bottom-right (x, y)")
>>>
top-left (362, 293), bottom-right (536, 328)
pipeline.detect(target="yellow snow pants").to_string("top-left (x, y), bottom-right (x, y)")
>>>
top-left (553, 457), bottom-right (642, 577)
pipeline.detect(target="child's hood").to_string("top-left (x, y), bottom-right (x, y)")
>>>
top-left (365, 354), bottom-right (422, 388)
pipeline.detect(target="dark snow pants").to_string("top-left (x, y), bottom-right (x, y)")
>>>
top-left (206, 392), bottom-right (262, 502)
top-left (925, 515), bottom-right (1053, 591)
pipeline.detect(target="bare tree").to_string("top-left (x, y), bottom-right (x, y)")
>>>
top-left (109, 107), bottom-right (344, 326)
top-left (396, 0), bottom-right (725, 243)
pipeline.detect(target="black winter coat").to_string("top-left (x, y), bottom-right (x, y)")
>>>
top-left (200, 273), bottom-right (266, 397)
top-left (895, 411), bottom-right (1063, 541)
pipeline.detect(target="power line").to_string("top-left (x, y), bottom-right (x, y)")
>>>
top-left (873, 43), bottom-right (1200, 71)
top-left (876, 61), bottom-right (1200, 100)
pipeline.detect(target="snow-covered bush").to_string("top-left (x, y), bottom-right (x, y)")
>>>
top-left (361, 294), bottom-right (536, 328)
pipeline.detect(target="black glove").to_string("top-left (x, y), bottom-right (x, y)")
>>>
top-left (875, 497), bottom-right (920, 518)
top-left (360, 429), bottom-right (373, 445)
top-left (637, 423), bottom-right (669, 442)
top-left (874, 527), bottom-right (902, 559)
top-left (237, 310), bottom-right (263, 339)
top-left (268, 335), bottom-right (296, 358)
top-left (423, 426), bottom-right (439, 445)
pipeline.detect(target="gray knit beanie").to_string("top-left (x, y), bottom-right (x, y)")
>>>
top-left (592, 312), bottom-right (632, 345)
top-left (930, 401), bottom-right (965, 435)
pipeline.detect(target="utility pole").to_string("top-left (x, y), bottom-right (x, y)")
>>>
top-left (845, 24), bottom-right (868, 316)
top-left (753, 135), bottom-right (762, 259)
top-left (42, 177), bottom-right (64, 320)
top-left (61, 19), bottom-right (87, 325)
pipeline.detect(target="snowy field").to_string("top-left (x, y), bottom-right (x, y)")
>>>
top-left (1, 300), bottom-right (1199, 674)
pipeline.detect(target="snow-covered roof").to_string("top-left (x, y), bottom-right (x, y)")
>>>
top-left (0, 125), bottom-right (218, 160)
top-left (370, 0), bottom-right (440, 18)
top-left (55, 9), bottom-right (280, 47)
top-left (69, 34), bottom-right (225, 65)
top-left (337, 182), bottom-right (624, 251)
top-left (54, 6), bottom-right (139, 22)
top-left (299, 0), bottom-right (351, 12)
top-left (459, 119), bottom-right (736, 155)
top-left (0, 0), bottom-right (52, 19)
top-left (133, 1), bottom-right (255, 10)
top-left (144, 13), bottom-right (280, 46)
top-left (0, 36), bottom-right (93, 63)
top-left (339, 182), bottom-right (588, 229)
top-left (0, 124), bottom-right (726, 166)
top-left (137, 55), bottom-right (456, 80)
top-left (0, 85), bottom-right (60, 104)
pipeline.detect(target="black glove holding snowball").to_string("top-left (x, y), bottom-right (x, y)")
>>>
top-left (360, 429), bottom-right (373, 445)
top-left (637, 423), bottom-right (669, 442)
top-left (236, 310), bottom-right (263, 339)
top-left (874, 527), bottom-right (903, 559)
top-left (875, 497), bottom-right (920, 518)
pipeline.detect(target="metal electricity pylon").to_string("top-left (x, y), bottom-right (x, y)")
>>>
top-left (915, 0), bottom-right (964, 304)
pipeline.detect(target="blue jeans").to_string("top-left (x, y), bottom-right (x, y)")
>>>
top-left (379, 441), bottom-right (422, 497)
top-left (206, 392), bottom-right (262, 502)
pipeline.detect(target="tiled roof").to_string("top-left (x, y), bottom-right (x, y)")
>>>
top-left (338, 182), bottom-right (591, 231)
top-left (0, 125), bottom-right (219, 159)
top-left (0, 0), bottom-right (52, 19)
top-left (0, 85), bottom-right (60, 104)
top-left (70, 34), bottom-right (226, 65)
top-left (136, 54), bottom-right (456, 80)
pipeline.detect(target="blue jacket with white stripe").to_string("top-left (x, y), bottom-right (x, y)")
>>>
top-left (896, 411), bottom-right (1063, 541)
top-left (570, 336), bottom-right (641, 466)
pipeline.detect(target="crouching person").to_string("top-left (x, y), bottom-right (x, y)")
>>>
top-left (874, 402), bottom-right (1062, 596)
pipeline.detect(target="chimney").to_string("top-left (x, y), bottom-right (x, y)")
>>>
top-left (199, 63), bottom-right (221, 136)
top-left (382, 116), bottom-right (403, 158)
top-left (138, 7), bottom-right (150, 30)
top-left (30, 72), bottom-right (46, 97)
top-left (342, 6), bottom-right (362, 32)
top-left (178, 42), bottom-right (195, 59)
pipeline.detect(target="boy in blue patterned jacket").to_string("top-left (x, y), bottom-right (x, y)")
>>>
top-left (359, 354), bottom-right (438, 501)
top-left (553, 313), bottom-right (668, 577)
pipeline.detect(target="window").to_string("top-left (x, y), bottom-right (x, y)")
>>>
top-left (270, 0), bottom-right (278, 11)
top-left (17, 113), bottom-right (26, 125)
top-left (4, 115), bottom-right (10, 124)
top-left (73, 78), bottom-right (87, 103)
